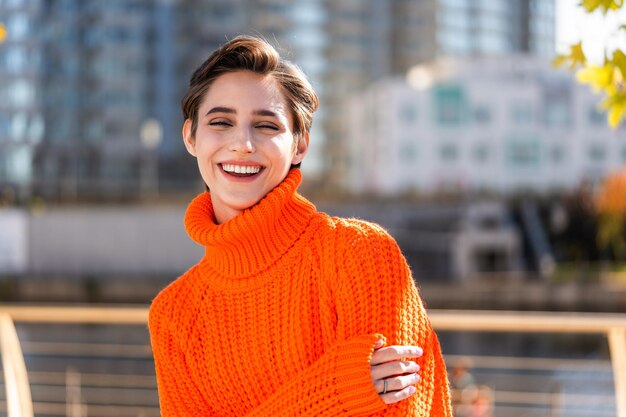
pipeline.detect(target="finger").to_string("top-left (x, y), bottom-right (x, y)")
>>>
top-left (370, 345), bottom-right (423, 365)
top-left (374, 339), bottom-right (385, 350)
top-left (380, 384), bottom-right (417, 405)
top-left (374, 372), bottom-right (420, 394)
top-left (371, 360), bottom-right (420, 381)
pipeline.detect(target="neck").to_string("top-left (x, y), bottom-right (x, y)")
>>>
top-left (211, 173), bottom-right (293, 224)
top-left (213, 201), bottom-right (242, 225)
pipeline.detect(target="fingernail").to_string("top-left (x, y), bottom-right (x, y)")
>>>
top-left (409, 386), bottom-right (416, 394)
top-left (414, 373), bottom-right (420, 381)
top-left (415, 347), bottom-right (423, 356)
top-left (375, 339), bottom-right (384, 348)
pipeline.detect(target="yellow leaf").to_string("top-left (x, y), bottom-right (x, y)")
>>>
top-left (608, 101), bottom-right (626, 127)
top-left (552, 55), bottom-right (568, 68)
top-left (608, 106), bottom-right (622, 127)
top-left (576, 64), bottom-right (614, 91)
top-left (580, 0), bottom-right (623, 13)
top-left (0, 23), bottom-right (7, 43)
top-left (579, 0), bottom-right (624, 14)
top-left (601, 92), bottom-right (626, 128)
top-left (612, 50), bottom-right (626, 80)
top-left (569, 42), bottom-right (587, 69)
top-left (579, 0), bottom-right (600, 12)
top-left (553, 42), bottom-right (587, 70)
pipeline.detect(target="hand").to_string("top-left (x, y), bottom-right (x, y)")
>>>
top-left (370, 339), bottom-right (423, 404)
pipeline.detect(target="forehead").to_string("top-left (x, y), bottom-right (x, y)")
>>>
top-left (201, 71), bottom-right (290, 115)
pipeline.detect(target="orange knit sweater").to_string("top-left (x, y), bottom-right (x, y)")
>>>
top-left (149, 169), bottom-right (452, 416)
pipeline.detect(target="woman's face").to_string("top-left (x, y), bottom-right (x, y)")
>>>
top-left (183, 70), bottom-right (308, 224)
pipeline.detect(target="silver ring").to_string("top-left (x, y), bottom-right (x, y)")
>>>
top-left (382, 379), bottom-right (388, 394)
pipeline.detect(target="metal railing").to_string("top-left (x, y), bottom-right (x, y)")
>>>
top-left (431, 310), bottom-right (626, 417)
top-left (0, 306), bottom-right (624, 417)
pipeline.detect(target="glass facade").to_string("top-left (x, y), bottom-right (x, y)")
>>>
top-left (438, 0), bottom-right (555, 57)
top-left (0, 0), bottom-right (41, 189)
top-left (0, 0), bottom-right (184, 199)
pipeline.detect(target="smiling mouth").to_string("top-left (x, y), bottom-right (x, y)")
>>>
top-left (220, 163), bottom-right (264, 177)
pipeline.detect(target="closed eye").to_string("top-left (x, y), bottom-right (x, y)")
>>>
top-left (257, 123), bottom-right (279, 131)
top-left (209, 120), bottom-right (232, 127)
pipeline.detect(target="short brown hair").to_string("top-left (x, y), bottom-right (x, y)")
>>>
top-left (182, 36), bottom-right (319, 142)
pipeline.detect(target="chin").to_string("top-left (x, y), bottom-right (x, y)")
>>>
top-left (226, 196), bottom-right (264, 211)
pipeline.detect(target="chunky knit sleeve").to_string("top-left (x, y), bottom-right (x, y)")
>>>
top-left (332, 220), bottom-right (452, 417)
top-left (153, 319), bottom-right (387, 415)
top-left (149, 290), bottom-right (217, 416)
top-left (244, 334), bottom-right (388, 416)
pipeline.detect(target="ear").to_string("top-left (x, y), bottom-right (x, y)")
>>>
top-left (182, 119), bottom-right (197, 157)
top-left (291, 132), bottom-right (310, 165)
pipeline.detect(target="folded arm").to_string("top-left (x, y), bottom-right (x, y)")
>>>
top-left (330, 220), bottom-right (452, 416)
top-left (151, 316), bottom-right (387, 416)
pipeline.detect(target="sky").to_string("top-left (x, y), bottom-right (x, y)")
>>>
top-left (556, 0), bottom-right (626, 64)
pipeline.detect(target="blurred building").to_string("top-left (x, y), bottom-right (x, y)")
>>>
top-left (0, 0), bottom-right (44, 194)
top-left (1, 0), bottom-right (172, 201)
top-left (430, 0), bottom-right (555, 59)
top-left (346, 55), bottom-right (626, 195)
top-left (323, 0), bottom-right (556, 183)
top-left (0, 0), bottom-right (556, 202)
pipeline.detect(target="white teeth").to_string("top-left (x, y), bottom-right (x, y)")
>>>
top-left (222, 164), bottom-right (261, 174)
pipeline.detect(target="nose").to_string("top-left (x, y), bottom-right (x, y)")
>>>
top-left (228, 127), bottom-right (255, 154)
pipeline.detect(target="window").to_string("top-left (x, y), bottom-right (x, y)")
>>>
top-left (85, 120), bottom-right (105, 143)
top-left (587, 106), bottom-right (605, 126)
top-left (544, 102), bottom-right (570, 127)
top-left (10, 80), bottom-right (35, 106)
top-left (7, 46), bottom-right (27, 72)
top-left (0, 114), bottom-right (10, 137)
top-left (440, 143), bottom-right (458, 162)
top-left (7, 13), bottom-right (29, 40)
top-left (10, 112), bottom-right (27, 141)
top-left (511, 102), bottom-right (534, 125)
top-left (551, 146), bottom-right (564, 163)
top-left (507, 138), bottom-right (540, 167)
top-left (434, 85), bottom-right (467, 126)
top-left (473, 105), bottom-right (491, 124)
top-left (588, 144), bottom-right (606, 162)
top-left (473, 143), bottom-right (489, 162)
top-left (476, 32), bottom-right (507, 54)
top-left (542, 84), bottom-right (571, 127)
top-left (7, 0), bottom-right (26, 8)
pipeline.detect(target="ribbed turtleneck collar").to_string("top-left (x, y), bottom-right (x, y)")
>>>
top-left (184, 169), bottom-right (316, 280)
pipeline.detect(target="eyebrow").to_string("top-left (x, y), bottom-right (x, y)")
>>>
top-left (205, 107), bottom-right (235, 116)
top-left (205, 107), bottom-right (280, 118)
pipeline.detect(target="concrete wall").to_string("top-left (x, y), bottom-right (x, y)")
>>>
top-left (0, 210), bottom-right (28, 273)
top-left (7, 206), bottom-right (204, 276)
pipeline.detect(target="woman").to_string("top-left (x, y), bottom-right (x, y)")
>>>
top-left (149, 35), bottom-right (451, 416)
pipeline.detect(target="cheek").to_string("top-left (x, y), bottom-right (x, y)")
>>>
top-left (194, 137), bottom-right (219, 156)
top-left (268, 135), bottom-right (297, 154)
